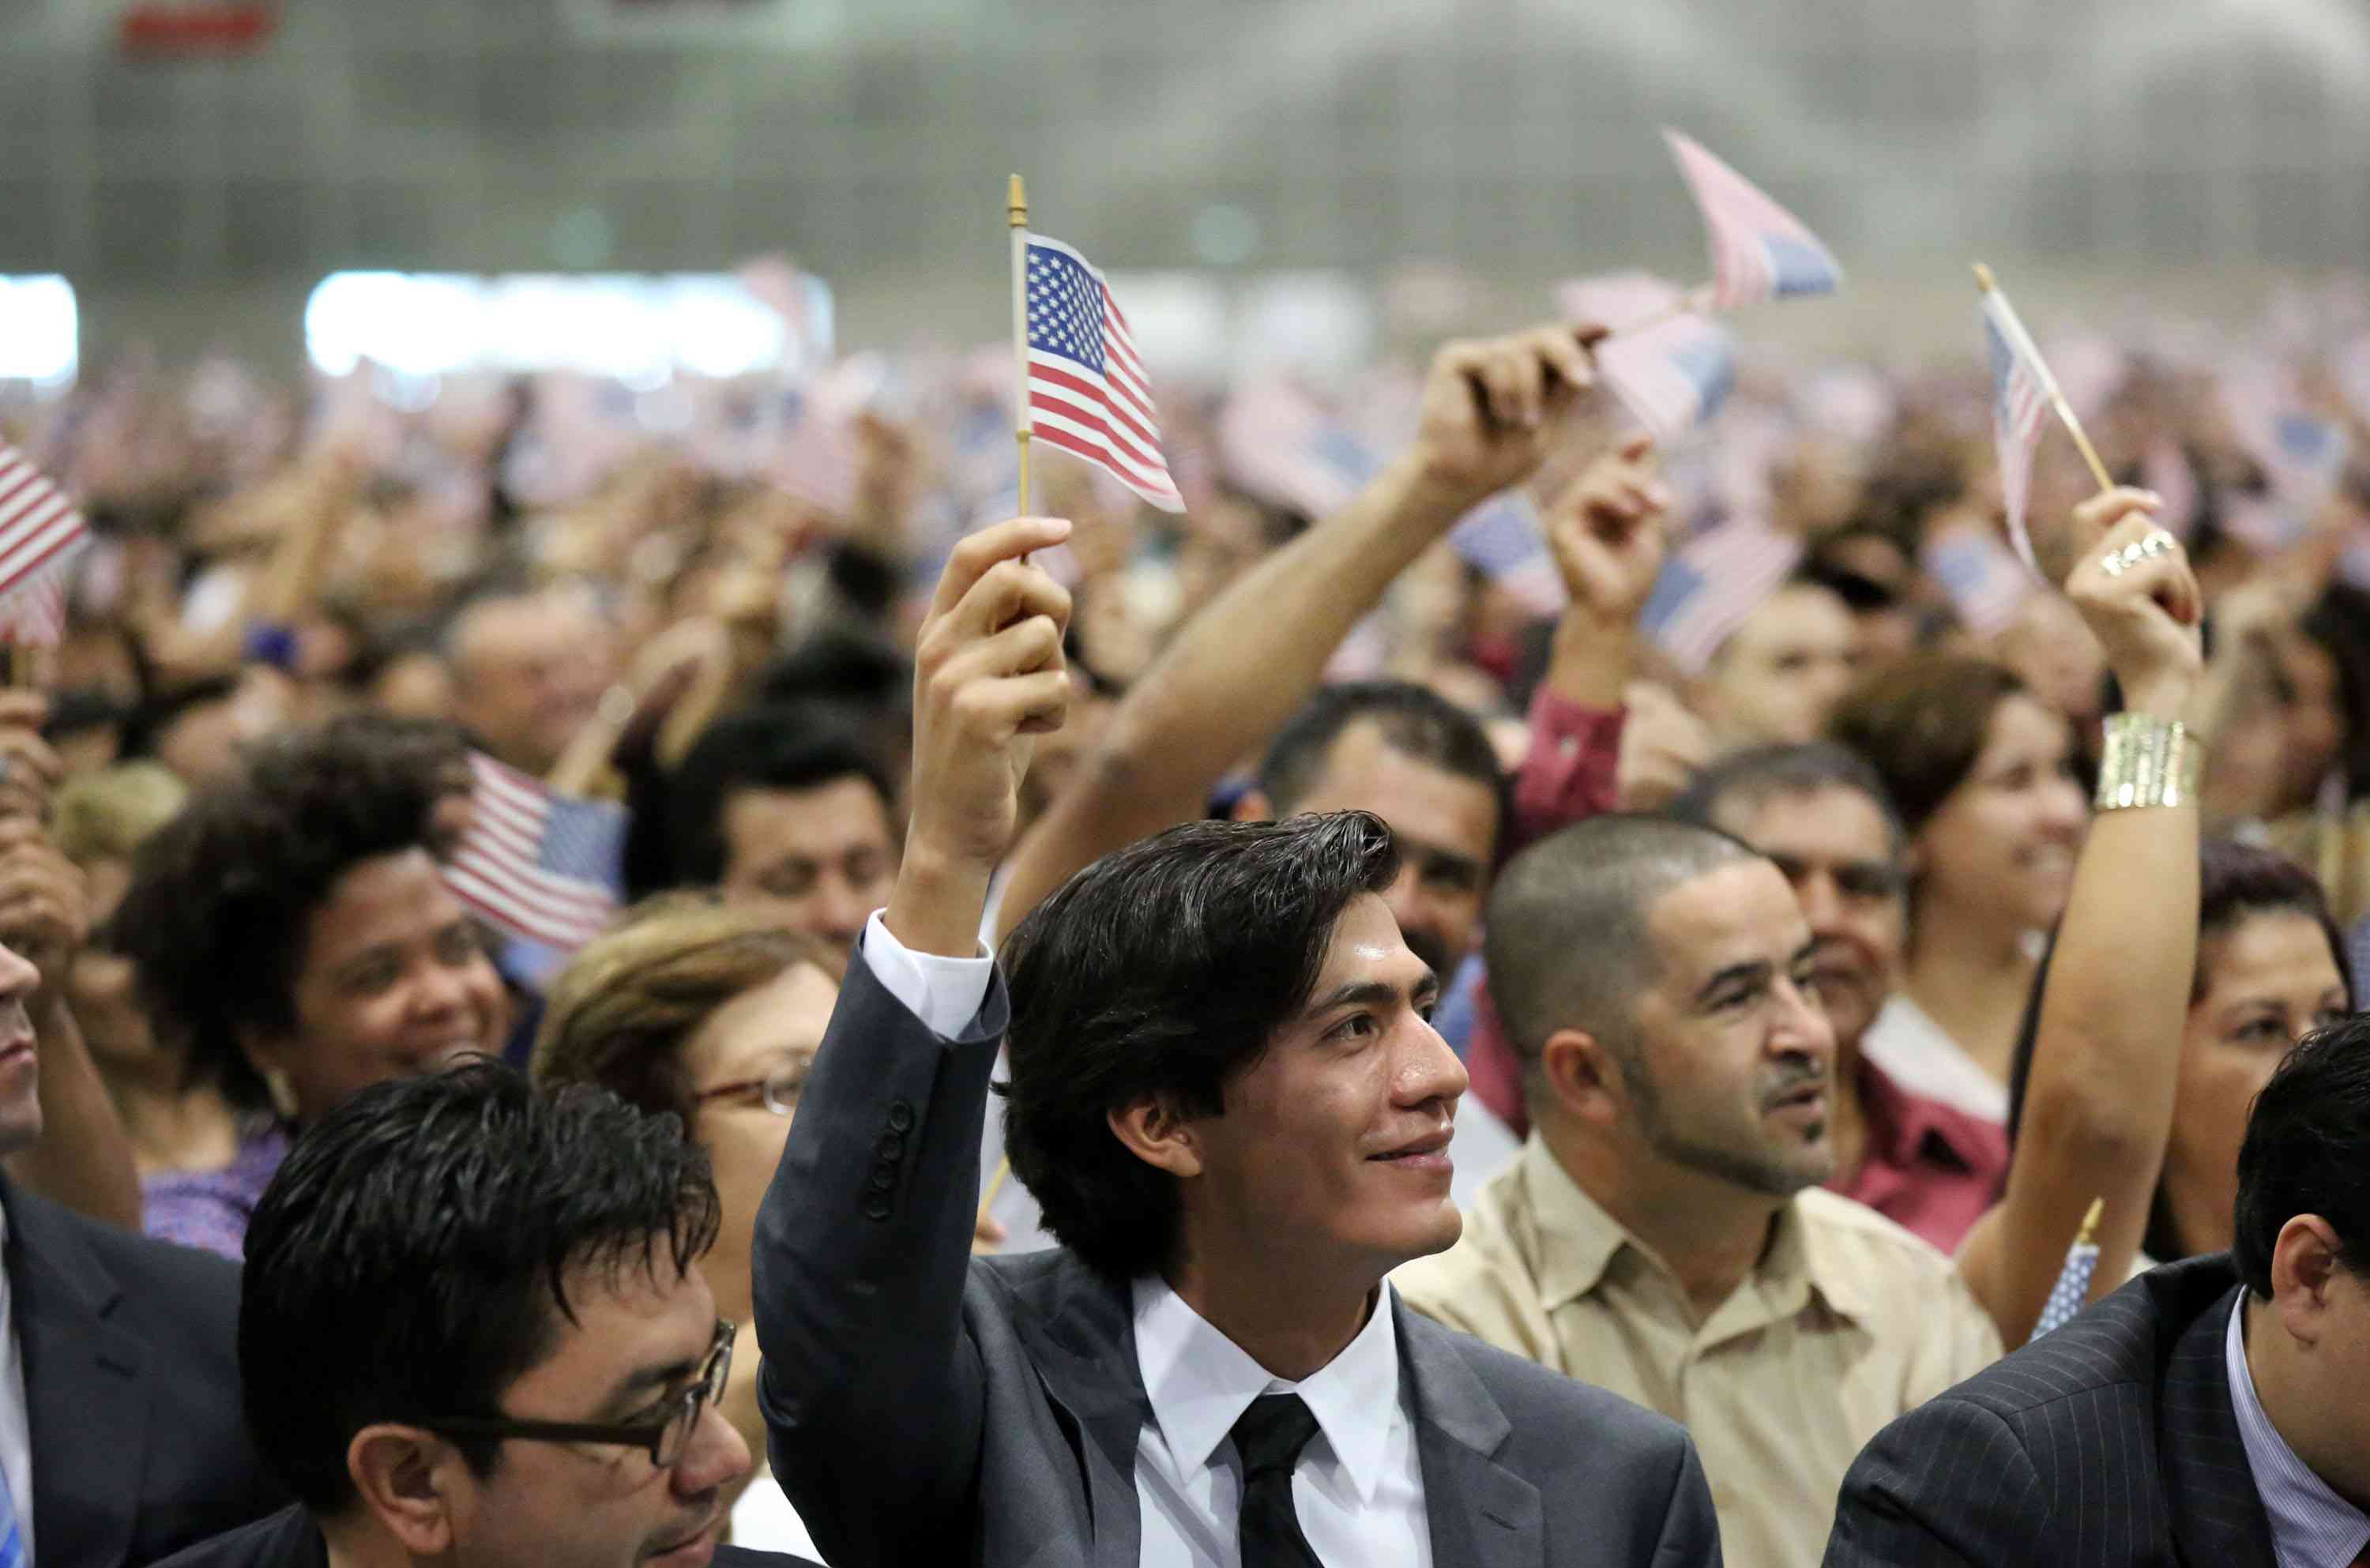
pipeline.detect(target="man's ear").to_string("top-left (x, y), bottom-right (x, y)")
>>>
top-left (1108, 1096), bottom-right (1206, 1180)
top-left (346, 1424), bottom-right (465, 1559)
top-left (1535, 1028), bottom-right (1629, 1128)
top-left (1229, 788), bottom-right (1275, 825)
top-left (2269, 1213), bottom-right (2351, 1349)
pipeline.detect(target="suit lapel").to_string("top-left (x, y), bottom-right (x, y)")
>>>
top-left (1010, 1258), bottom-right (1148, 1568)
top-left (1394, 1300), bottom-right (1540, 1568)
top-left (2159, 1287), bottom-right (2276, 1568)
top-left (7, 1184), bottom-right (150, 1568)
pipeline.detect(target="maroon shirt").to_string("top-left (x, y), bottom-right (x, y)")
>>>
top-left (1828, 1057), bottom-right (2008, 1255)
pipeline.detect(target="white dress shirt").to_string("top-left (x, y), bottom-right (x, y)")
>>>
top-left (1132, 1277), bottom-right (1431, 1568)
top-left (0, 1203), bottom-right (33, 1564)
top-left (2225, 1290), bottom-right (2370, 1568)
top-left (859, 912), bottom-right (1432, 1567)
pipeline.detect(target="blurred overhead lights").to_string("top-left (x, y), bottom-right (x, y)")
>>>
top-left (0, 276), bottom-right (78, 388)
top-left (302, 271), bottom-right (832, 382)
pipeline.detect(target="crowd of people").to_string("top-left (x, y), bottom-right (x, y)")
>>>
top-left (0, 280), bottom-right (2367, 1568)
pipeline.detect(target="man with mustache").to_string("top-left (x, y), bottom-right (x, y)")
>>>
top-left (1668, 744), bottom-right (2009, 1254)
top-left (154, 1060), bottom-right (816, 1568)
top-left (1392, 812), bottom-right (2002, 1568)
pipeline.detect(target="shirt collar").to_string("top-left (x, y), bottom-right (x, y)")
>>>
top-left (1518, 1134), bottom-right (1872, 1324)
top-left (1130, 1274), bottom-right (1403, 1503)
top-left (1856, 1057), bottom-right (1981, 1173)
top-left (2225, 1288), bottom-right (2370, 1568)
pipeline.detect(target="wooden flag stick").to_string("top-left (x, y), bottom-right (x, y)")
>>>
top-left (1973, 262), bottom-right (2116, 495)
top-left (978, 1155), bottom-right (1012, 1230)
top-left (1008, 174), bottom-right (1033, 516)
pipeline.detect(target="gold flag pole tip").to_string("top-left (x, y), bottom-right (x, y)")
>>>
top-left (1972, 262), bottom-right (1998, 293)
top-left (1007, 174), bottom-right (1028, 227)
top-left (2076, 1197), bottom-right (2105, 1247)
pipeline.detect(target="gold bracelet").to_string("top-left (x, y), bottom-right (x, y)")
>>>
top-left (2094, 713), bottom-right (2200, 811)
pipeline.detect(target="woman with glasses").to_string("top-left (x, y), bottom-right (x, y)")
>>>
top-left (532, 892), bottom-right (845, 1561)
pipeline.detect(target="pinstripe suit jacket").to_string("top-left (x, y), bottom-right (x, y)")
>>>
top-left (1823, 1254), bottom-right (2275, 1568)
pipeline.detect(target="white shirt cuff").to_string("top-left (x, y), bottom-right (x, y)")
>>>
top-left (860, 909), bottom-right (995, 1040)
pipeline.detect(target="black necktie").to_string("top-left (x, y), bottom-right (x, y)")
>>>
top-left (1230, 1393), bottom-right (1325, 1568)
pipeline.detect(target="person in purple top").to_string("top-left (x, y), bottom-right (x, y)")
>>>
top-left (115, 716), bottom-right (507, 1258)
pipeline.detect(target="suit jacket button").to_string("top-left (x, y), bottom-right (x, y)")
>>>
top-left (887, 1100), bottom-right (916, 1133)
top-left (869, 1164), bottom-right (897, 1192)
top-left (874, 1130), bottom-right (905, 1161)
top-left (863, 1196), bottom-right (893, 1220)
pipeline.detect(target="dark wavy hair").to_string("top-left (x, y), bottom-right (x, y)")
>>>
top-left (240, 1060), bottom-right (720, 1513)
top-left (2235, 1018), bottom-right (2370, 1295)
top-left (999, 811), bottom-right (1400, 1278)
top-left (2007, 839), bottom-right (2357, 1262)
top-left (112, 718), bottom-right (455, 1111)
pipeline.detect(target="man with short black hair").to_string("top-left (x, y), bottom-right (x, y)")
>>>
top-left (1827, 1017), bottom-right (2370, 1566)
top-left (756, 513), bottom-right (1719, 1568)
top-left (157, 1059), bottom-right (811, 1568)
top-left (1668, 743), bottom-right (2007, 1252)
top-left (1395, 812), bottom-right (2000, 1568)
top-left (663, 705), bottom-right (901, 952)
top-left (1237, 679), bottom-right (1511, 982)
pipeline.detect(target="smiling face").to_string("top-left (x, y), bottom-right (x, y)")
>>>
top-left (2163, 909), bottom-right (2352, 1258)
top-left (434, 1262), bottom-right (750, 1568)
top-left (1614, 859), bottom-right (1838, 1197)
top-left (1177, 894), bottom-right (1469, 1280)
top-left (1917, 693), bottom-right (2089, 933)
top-left (717, 780), bottom-right (900, 954)
top-left (246, 848), bottom-right (510, 1125)
top-left (680, 961), bottom-right (840, 1327)
top-left (1280, 724), bottom-right (1499, 980)
top-left (1711, 785), bottom-right (1907, 1055)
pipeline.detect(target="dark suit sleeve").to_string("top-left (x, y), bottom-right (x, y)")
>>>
top-left (1654, 1438), bottom-right (1724, 1567)
top-left (1823, 1397), bottom-right (2050, 1568)
top-left (750, 946), bottom-right (1010, 1568)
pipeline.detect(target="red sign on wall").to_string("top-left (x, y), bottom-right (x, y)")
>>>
top-left (118, 2), bottom-right (277, 57)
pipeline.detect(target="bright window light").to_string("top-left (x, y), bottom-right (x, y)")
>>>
top-left (0, 276), bottom-right (79, 387)
top-left (303, 271), bottom-right (831, 381)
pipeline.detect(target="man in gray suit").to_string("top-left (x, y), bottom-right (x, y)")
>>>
top-left (1825, 1017), bottom-right (2370, 1566)
top-left (754, 508), bottom-right (1721, 1567)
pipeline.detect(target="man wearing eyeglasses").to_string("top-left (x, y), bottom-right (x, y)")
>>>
top-left (152, 1059), bottom-right (818, 1568)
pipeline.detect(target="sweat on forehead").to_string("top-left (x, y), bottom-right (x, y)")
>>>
top-left (1483, 814), bottom-right (1762, 1059)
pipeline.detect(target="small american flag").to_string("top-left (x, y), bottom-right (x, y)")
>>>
top-left (1921, 522), bottom-right (2035, 637)
top-left (769, 389), bottom-right (861, 519)
top-left (443, 752), bottom-right (626, 955)
top-left (1638, 521), bottom-right (1803, 675)
top-left (0, 571), bottom-right (70, 649)
top-left (1022, 234), bottom-right (1184, 513)
top-left (1982, 289), bottom-right (2055, 573)
top-left (1217, 378), bottom-right (1380, 520)
top-left (1595, 310), bottom-right (1737, 446)
top-left (0, 444), bottom-right (88, 615)
top-left (2030, 1199), bottom-right (2105, 1342)
top-left (1663, 131), bottom-right (1842, 310)
top-left (1450, 492), bottom-right (1567, 616)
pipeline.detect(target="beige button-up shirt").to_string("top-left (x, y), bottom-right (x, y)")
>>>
top-left (1394, 1137), bottom-right (2001, 1568)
